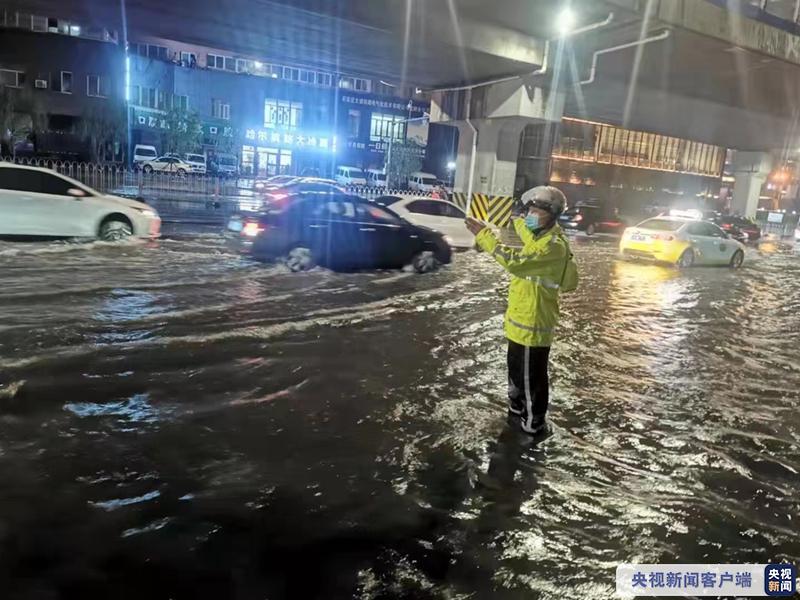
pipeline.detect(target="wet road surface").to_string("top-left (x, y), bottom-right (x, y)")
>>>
top-left (1, 233), bottom-right (799, 599)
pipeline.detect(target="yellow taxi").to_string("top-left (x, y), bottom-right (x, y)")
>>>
top-left (620, 210), bottom-right (745, 268)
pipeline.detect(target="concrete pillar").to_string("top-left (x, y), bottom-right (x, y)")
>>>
top-left (451, 122), bottom-right (475, 195)
top-left (433, 79), bottom-right (565, 197)
top-left (450, 120), bottom-right (524, 196)
top-left (731, 151), bottom-right (771, 218)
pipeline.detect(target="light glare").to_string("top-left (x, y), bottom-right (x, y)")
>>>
top-left (556, 7), bottom-right (575, 36)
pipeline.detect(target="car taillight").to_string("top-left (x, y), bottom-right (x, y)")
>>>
top-left (574, 214), bottom-right (583, 222)
top-left (654, 233), bottom-right (674, 241)
top-left (722, 223), bottom-right (732, 230)
top-left (242, 221), bottom-right (265, 237)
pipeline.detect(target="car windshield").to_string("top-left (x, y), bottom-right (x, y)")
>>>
top-left (186, 155), bottom-right (204, 162)
top-left (348, 169), bottom-right (364, 178)
top-left (421, 176), bottom-right (437, 185)
top-left (638, 218), bottom-right (685, 231)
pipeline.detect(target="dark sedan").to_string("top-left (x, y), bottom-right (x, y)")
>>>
top-left (252, 177), bottom-right (344, 206)
top-left (558, 205), bottom-right (626, 236)
top-left (227, 192), bottom-right (452, 273)
top-left (712, 215), bottom-right (761, 242)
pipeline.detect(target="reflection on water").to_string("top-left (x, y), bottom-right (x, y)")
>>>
top-left (0, 236), bottom-right (798, 599)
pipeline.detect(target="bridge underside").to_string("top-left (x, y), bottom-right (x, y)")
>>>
top-left (568, 24), bottom-right (800, 151)
top-left (18, 0), bottom-right (800, 152)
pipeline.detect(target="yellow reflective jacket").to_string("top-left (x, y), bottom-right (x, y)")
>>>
top-left (476, 219), bottom-right (576, 347)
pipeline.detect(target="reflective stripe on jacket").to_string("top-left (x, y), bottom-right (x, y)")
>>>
top-left (476, 219), bottom-right (571, 347)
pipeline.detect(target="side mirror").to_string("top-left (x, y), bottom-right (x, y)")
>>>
top-left (67, 188), bottom-right (87, 198)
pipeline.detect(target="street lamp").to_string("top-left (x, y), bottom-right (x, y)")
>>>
top-left (446, 160), bottom-right (456, 188)
top-left (556, 7), bottom-right (576, 37)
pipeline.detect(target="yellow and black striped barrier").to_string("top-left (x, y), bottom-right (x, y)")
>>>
top-left (451, 193), bottom-right (516, 227)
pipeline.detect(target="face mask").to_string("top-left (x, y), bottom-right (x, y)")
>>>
top-left (524, 214), bottom-right (540, 230)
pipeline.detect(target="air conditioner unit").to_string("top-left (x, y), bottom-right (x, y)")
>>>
top-left (34, 79), bottom-right (48, 89)
top-left (209, 126), bottom-right (218, 134)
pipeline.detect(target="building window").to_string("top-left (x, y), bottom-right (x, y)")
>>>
top-left (263, 64), bottom-right (281, 78)
top-left (316, 72), bottom-right (332, 87)
top-left (374, 81), bottom-right (396, 96)
top-left (130, 43), bottom-right (147, 57)
top-left (207, 54), bottom-right (227, 69)
top-left (0, 68), bottom-right (25, 88)
top-left (236, 58), bottom-right (250, 73)
top-left (283, 67), bottom-right (300, 81)
top-left (86, 74), bottom-right (107, 97)
top-left (172, 94), bottom-right (188, 111)
top-left (340, 76), bottom-right (371, 92)
top-left (146, 44), bottom-right (169, 60)
top-left (370, 113), bottom-right (405, 142)
top-left (212, 99), bottom-right (231, 120)
top-left (156, 90), bottom-right (168, 110)
top-left (139, 86), bottom-right (157, 108)
top-left (31, 15), bottom-right (47, 32)
top-left (224, 56), bottom-right (235, 71)
top-left (180, 52), bottom-right (197, 67)
top-left (51, 71), bottom-right (72, 93)
top-left (347, 109), bottom-right (360, 137)
top-left (264, 99), bottom-right (302, 129)
top-left (128, 85), bottom-right (140, 105)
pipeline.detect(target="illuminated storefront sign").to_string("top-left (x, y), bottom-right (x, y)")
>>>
top-left (244, 128), bottom-right (333, 151)
top-left (340, 94), bottom-right (427, 115)
top-left (347, 139), bottom-right (425, 156)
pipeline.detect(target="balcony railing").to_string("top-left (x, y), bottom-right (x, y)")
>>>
top-left (0, 7), bottom-right (119, 44)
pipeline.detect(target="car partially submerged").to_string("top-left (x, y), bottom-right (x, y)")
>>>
top-left (227, 191), bottom-right (451, 273)
top-left (620, 214), bottom-right (745, 268)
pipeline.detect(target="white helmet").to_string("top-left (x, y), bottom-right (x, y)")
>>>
top-left (520, 186), bottom-right (567, 217)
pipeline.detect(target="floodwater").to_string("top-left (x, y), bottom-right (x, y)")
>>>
top-left (0, 232), bottom-right (798, 599)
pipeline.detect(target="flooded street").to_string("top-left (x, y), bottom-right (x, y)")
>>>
top-left (1, 233), bottom-right (799, 599)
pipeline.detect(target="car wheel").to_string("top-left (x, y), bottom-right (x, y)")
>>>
top-left (99, 218), bottom-right (133, 242)
top-left (729, 249), bottom-right (744, 269)
top-left (285, 246), bottom-right (315, 272)
top-left (177, 168), bottom-right (187, 176)
top-left (143, 164), bottom-right (153, 174)
top-left (677, 249), bottom-right (695, 269)
top-left (412, 250), bottom-right (440, 274)
top-left (585, 223), bottom-right (596, 236)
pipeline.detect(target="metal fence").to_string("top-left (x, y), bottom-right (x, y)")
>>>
top-left (3, 157), bottom-right (244, 197)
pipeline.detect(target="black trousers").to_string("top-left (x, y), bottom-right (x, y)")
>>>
top-left (507, 340), bottom-right (550, 432)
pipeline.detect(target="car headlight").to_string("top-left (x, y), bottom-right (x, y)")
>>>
top-left (138, 208), bottom-right (158, 218)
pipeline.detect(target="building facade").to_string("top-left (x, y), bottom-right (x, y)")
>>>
top-left (126, 34), bottom-right (436, 177)
top-left (1, 4), bottom-right (445, 176)
top-left (521, 117), bottom-right (728, 215)
top-left (0, 8), bottom-right (124, 158)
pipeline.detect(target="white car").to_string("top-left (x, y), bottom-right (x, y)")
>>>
top-left (376, 194), bottom-right (478, 249)
top-left (0, 163), bottom-right (161, 240)
top-left (407, 171), bottom-right (438, 192)
top-left (142, 156), bottom-right (193, 175)
top-left (132, 144), bottom-right (158, 167)
top-left (183, 153), bottom-right (207, 175)
top-left (335, 165), bottom-right (367, 186)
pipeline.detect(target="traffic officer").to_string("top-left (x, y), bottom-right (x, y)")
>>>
top-left (465, 186), bottom-right (577, 436)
